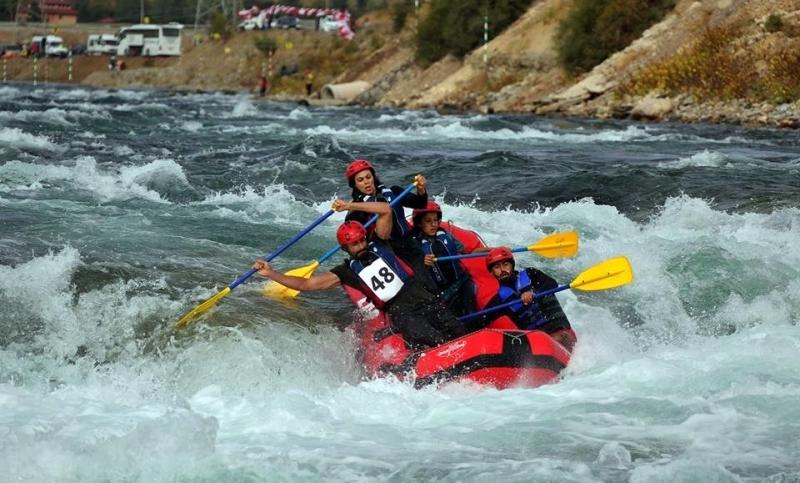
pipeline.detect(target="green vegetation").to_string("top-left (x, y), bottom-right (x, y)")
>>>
top-left (620, 24), bottom-right (800, 104)
top-left (73, 0), bottom-right (196, 24)
top-left (209, 11), bottom-right (230, 38)
top-left (254, 36), bottom-right (279, 55)
top-left (416, 0), bottom-right (533, 66)
top-left (555, 0), bottom-right (675, 76)
top-left (390, 0), bottom-right (412, 33)
top-left (765, 13), bottom-right (783, 33)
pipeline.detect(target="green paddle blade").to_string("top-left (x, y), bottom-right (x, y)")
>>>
top-left (570, 256), bottom-right (633, 291)
top-left (175, 287), bottom-right (232, 328)
top-left (262, 261), bottom-right (320, 299)
top-left (528, 231), bottom-right (579, 258)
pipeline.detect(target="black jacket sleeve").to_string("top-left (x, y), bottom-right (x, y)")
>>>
top-left (391, 185), bottom-right (427, 209)
top-left (331, 262), bottom-right (361, 290)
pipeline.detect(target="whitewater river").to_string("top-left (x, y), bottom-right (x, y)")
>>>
top-left (1, 84), bottom-right (799, 482)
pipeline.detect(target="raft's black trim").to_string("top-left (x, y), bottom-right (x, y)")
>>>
top-left (372, 326), bottom-right (397, 342)
top-left (401, 330), bottom-right (567, 388)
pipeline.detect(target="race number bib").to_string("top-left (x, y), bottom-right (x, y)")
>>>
top-left (357, 258), bottom-right (404, 302)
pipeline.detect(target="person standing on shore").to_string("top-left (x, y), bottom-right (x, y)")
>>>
top-left (305, 70), bottom-right (314, 97)
top-left (259, 76), bottom-right (269, 97)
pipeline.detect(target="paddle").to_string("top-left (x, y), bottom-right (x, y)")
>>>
top-left (435, 231), bottom-right (579, 262)
top-left (175, 207), bottom-right (337, 328)
top-left (263, 182), bottom-right (419, 299)
top-left (458, 256), bottom-right (633, 322)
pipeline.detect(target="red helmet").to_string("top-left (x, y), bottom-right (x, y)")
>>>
top-left (345, 159), bottom-right (374, 182)
top-left (412, 200), bottom-right (442, 223)
top-left (486, 247), bottom-right (514, 269)
top-left (336, 221), bottom-right (367, 246)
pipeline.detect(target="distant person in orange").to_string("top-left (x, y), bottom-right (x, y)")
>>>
top-left (305, 70), bottom-right (314, 97)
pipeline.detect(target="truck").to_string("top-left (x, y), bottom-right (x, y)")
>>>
top-left (86, 34), bottom-right (119, 55)
top-left (30, 35), bottom-right (69, 58)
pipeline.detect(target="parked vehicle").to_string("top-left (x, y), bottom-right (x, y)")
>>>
top-left (71, 43), bottom-right (87, 56)
top-left (238, 17), bottom-right (264, 31)
top-left (272, 16), bottom-right (299, 30)
top-left (116, 23), bottom-right (183, 56)
top-left (319, 15), bottom-right (348, 32)
top-left (30, 35), bottom-right (69, 58)
top-left (1, 43), bottom-right (22, 59)
top-left (87, 34), bottom-right (119, 55)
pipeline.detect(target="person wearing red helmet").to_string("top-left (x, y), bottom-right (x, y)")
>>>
top-left (411, 200), bottom-right (483, 318)
top-left (482, 247), bottom-right (577, 351)
top-left (344, 159), bottom-right (428, 242)
top-left (253, 198), bottom-right (466, 349)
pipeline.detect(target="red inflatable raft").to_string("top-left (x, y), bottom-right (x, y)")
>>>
top-left (344, 222), bottom-right (573, 389)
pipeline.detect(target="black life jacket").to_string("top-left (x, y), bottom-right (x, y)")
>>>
top-left (362, 185), bottom-right (412, 239)
top-left (348, 241), bottom-right (415, 308)
top-left (417, 229), bottom-right (465, 290)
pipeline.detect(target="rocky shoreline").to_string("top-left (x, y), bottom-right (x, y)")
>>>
top-left (5, 0), bottom-right (799, 131)
top-left (556, 94), bottom-right (800, 130)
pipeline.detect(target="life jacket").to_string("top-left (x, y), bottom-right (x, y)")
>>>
top-left (363, 185), bottom-right (412, 239)
top-left (418, 229), bottom-right (465, 290)
top-left (348, 241), bottom-right (415, 308)
top-left (496, 270), bottom-right (546, 330)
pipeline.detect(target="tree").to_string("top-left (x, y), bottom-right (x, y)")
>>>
top-left (556, 0), bottom-right (675, 75)
top-left (416, 0), bottom-right (533, 65)
top-left (27, 0), bottom-right (43, 22)
top-left (115, 0), bottom-right (141, 23)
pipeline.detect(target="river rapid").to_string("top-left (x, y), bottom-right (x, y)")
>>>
top-left (1, 84), bottom-right (799, 482)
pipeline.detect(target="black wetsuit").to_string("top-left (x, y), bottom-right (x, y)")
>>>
top-left (414, 230), bottom-right (477, 318)
top-left (331, 239), bottom-right (465, 349)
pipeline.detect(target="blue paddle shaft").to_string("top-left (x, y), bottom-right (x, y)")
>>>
top-left (457, 283), bottom-right (568, 321)
top-left (228, 208), bottom-right (335, 290)
top-left (317, 182), bottom-right (418, 265)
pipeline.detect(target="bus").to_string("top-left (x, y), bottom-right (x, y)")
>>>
top-left (116, 23), bottom-right (183, 57)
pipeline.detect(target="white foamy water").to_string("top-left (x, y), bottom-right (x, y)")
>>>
top-left (2, 85), bottom-right (799, 481)
top-left (0, 127), bottom-right (64, 152)
top-left (0, 156), bottom-right (187, 203)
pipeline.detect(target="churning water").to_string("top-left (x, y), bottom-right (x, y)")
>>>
top-left (1, 84), bottom-right (799, 482)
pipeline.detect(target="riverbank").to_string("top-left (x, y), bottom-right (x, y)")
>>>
top-left (3, 1), bottom-right (799, 129)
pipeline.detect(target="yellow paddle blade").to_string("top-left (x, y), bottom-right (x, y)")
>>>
top-left (175, 286), bottom-right (232, 328)
top-left (528, 231), bottom-right (579, 258)
top-left (262, 261), bottom-right (320, 299)
top-left (570, 256), bottom-right (633, 291)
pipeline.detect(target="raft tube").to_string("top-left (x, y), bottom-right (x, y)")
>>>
top-left (344, 222), bottom-right (573, 390)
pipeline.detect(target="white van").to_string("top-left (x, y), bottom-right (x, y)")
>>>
top-left (31, 35), bottom-right (69, 58)
top-left (87, 34), bottom-right (119, 55)
top-left (238, 17), bottom-right (264, 31)
top-left (117, 23), bottom-right (183, 56)
top-left (319, 15), bottom-right (348, 32)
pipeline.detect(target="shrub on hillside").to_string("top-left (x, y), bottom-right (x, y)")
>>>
top-left (765, 14), bottom-right (784, 33)
top-left (254, 36), bottom-right (278, 56)
top-left (556, 0), bottom-right (676, 76)
top-left (210, 11), bottom-right (231, 38)
top-left (391, 0), bottom-right (413, 33)
top-left (415, 0), bottom-right (533, 66)
top-left (619, 24), bottom-right (800, 104)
